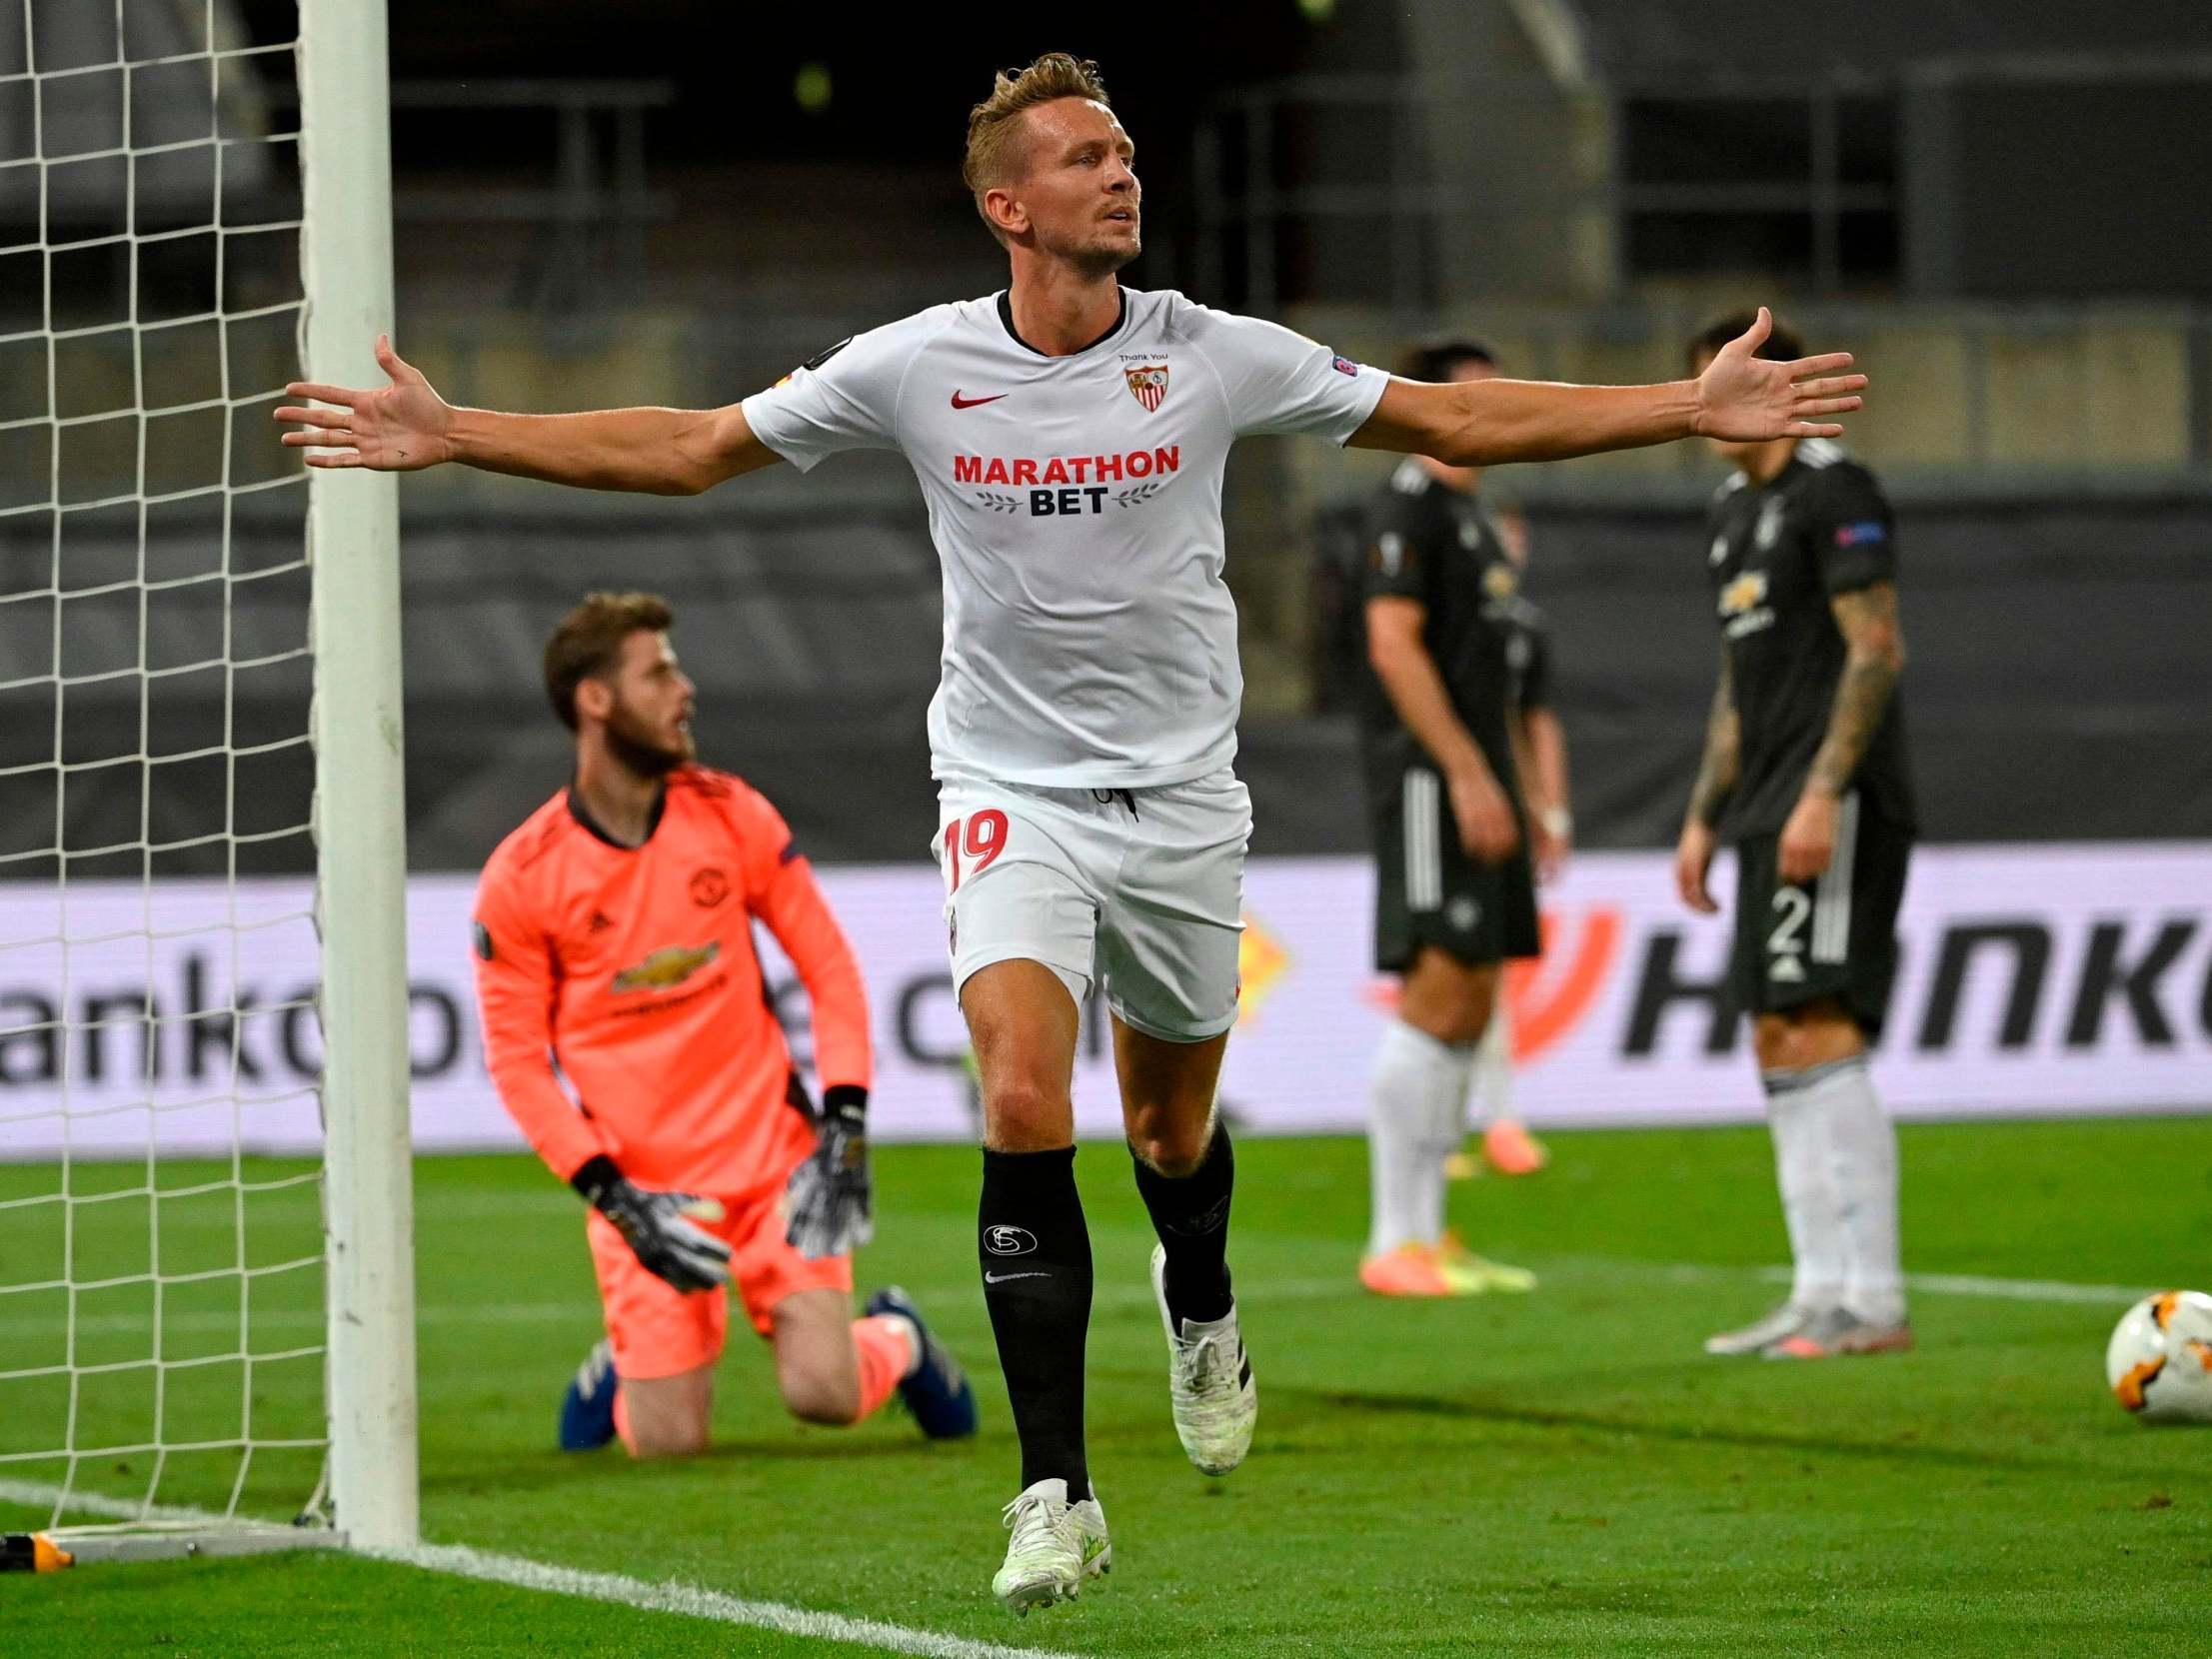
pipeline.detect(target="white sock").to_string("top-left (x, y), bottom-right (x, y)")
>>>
top-left (1411, 1025), bottom-right (1476, 1243)
top-left (1469, 1006), bottom-right (1513, 1129)
top-left (1763, 1067), bottom-right (1847, 1311)
top-left (1365, 1028), bottom-right (1418, 1256)
top-left (1801, 1056), bottom-right (1905, 1325)
top-left (1366, 1020), bottom-right (1473, 1253)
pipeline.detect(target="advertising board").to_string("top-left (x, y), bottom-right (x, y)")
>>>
top-left (3, 842), bottom-right (2207, 1159)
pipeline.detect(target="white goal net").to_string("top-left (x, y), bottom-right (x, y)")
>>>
top-left (0, 0), bottom-right (413, 1563)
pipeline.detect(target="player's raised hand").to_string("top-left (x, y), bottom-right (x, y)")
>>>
top-left (1693, 308), bottom-right (1867, 442)
top-left (275, 334), bottom-right (456, 471)
top-left (786, 1086), bottom-right (874, 1260)
top-left (569, 1157), bottom-right (731, 1293)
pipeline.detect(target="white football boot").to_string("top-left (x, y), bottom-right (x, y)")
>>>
top-left (1762, 1306), bottom-right (1914, 1359)
top-left (992, 1478), bottom-right (1110, 1615)
top-left (1704, 1301), bottom-right (1821, 1356)
top-left (1149, 1243), bottom-right (1256, 1476)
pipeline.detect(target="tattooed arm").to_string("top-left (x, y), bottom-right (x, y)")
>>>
top-left (1687, 654), bottom-right (1741, 830)
top-left (1806, 582), bottom-right (1905, 798)
top-left (1675, 654), bottom-right (1739, 913)
top-left (1779, 581), bottom-right (1906, 881)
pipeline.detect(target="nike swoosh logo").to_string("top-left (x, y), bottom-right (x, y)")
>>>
top-left (984, 1270), bottom-right (1050, 1284)
top-left (951, 391), bottom-right (1007, 409)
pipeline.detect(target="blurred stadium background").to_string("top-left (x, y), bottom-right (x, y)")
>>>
top-left (10, 0), bottom-right (2206, 1147)
top-left (4, 3), bottom-right (2212, 1647)
top-left (12, 0), bottom-right (2212, 826)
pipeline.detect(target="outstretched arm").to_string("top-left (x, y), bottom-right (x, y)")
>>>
top-left (1349, 308), bottom-right (1865, 467)
top-left (274, 335), bottom-right (781, 495)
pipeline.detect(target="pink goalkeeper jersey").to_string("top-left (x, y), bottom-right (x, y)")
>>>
top-left (472, 766), bottom-right (869, 1198)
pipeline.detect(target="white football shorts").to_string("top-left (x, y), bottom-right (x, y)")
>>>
top-left (932, 768), bottom-right (1251, 1042)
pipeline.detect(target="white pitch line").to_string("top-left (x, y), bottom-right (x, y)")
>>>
top-left (0, 1477), bottom-right (1094, 1659)
top-left (370, 1540), bottom-right (1100, 1659)
top-left (0, 1476), bottom-right (231, 1528)
top-left (1579, 1257), bottom-right (2154, 1308)
top-left (1898, 1269), bottom-right (2154, 1307)
top-left (0, 1262), bottom-right (2156, 1345)
top-left (0, 1276), bottom-right (1340, 1342)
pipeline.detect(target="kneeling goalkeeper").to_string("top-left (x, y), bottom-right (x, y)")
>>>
top-left (471, 591), bottom-right (977, 1456)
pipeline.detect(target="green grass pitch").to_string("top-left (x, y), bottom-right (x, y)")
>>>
top-left (5, 1116), bottom-right (2210, 1655)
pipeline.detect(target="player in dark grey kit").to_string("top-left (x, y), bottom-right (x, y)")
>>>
top-left (1455, 503), bottom-right (1569, 1178)
top-left (1354, 340), bottom-right (1541, 1299)
top-left (1675, 313), bottom-right (1916, 1360)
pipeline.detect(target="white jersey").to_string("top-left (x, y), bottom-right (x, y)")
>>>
top-left (741, 287), bottom-right (1389, 788)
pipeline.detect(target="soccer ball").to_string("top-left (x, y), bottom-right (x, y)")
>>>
top-left (2105, 1290), bottom-right (2212, 1423)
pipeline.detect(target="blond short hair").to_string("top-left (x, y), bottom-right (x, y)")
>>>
top-left (962, 53), bottom-right (1111, 243)
top-left (543, 591), bottom-right (673, 731)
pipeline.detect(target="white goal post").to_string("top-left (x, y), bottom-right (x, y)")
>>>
top-left (0, 0), bottom-right (414, 1565)
top-left (301, 0), bottom-right (417, 1557)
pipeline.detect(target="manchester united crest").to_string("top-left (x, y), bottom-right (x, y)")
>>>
top-left (1123, 364), bottom-right (1168, 412)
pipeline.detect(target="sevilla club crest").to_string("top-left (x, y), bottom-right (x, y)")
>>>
top-left (1123, 364), bottom-right (1168, 412)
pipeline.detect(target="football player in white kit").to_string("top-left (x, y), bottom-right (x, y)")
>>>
top-left (276, 52), bottom-right (1866, 1616)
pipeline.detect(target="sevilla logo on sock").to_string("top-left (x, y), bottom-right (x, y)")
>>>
top-left (984, 1224), bottom-right (1039, 1256)
top-left (1166, 1195), bottom-right (1230, 1236)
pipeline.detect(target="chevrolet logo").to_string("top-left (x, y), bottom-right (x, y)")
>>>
top-left (1718, 572), bottom-right (1768, 615)
top-left (612, 941), bottom-right (721, 993)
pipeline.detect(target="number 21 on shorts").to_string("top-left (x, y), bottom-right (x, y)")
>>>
top-left (942, 810), bottom-right (1009, 892)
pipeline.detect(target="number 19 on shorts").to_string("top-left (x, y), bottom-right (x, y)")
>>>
top-left (942, 810), bottom-right (1009, 892)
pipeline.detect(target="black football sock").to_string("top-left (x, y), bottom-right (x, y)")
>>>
top-left (979, 1146), bottom-right (1093, 1501)
top-left (1130, 1121), bottom-right (1235, 1326)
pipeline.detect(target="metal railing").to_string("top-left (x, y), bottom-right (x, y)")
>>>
top-left (253, 78), bottom-right (678, 310)
top-left (1194, 72), bottom-right (1895, 311)
top-left (386, 80), bottom-right (676, 308)
top-left (1269, 297), bottom-right (2212, 500)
